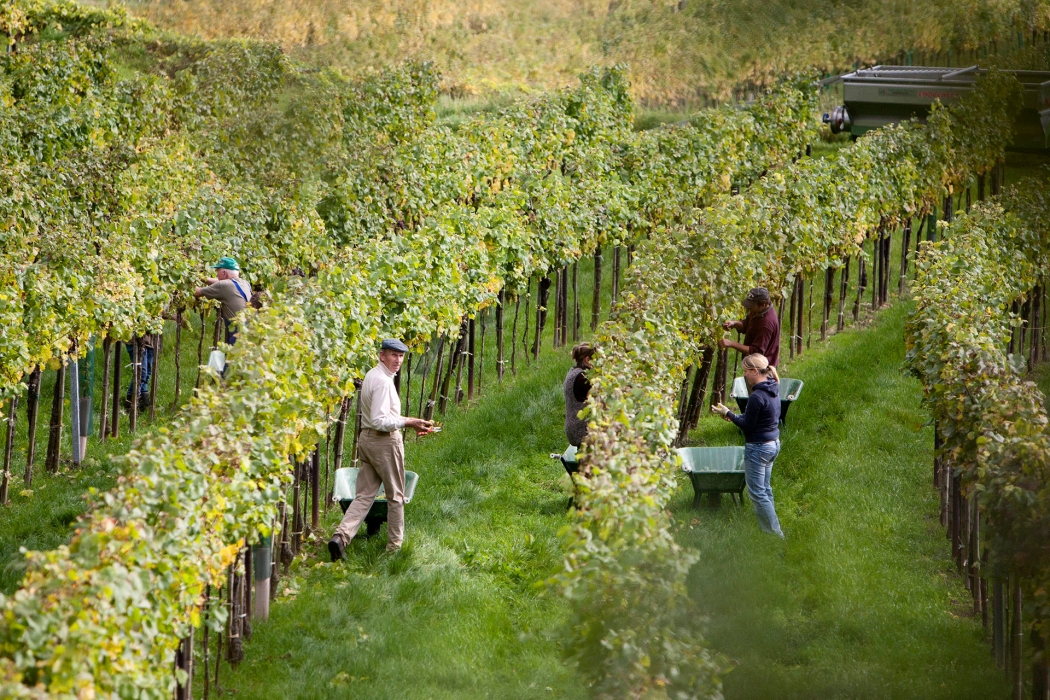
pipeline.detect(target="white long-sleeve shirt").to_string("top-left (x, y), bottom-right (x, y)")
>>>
top-left (360, 363), bottom-right (405, 433)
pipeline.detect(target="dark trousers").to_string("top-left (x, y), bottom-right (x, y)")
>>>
top-left (125, 343), bottom-right (154, 399)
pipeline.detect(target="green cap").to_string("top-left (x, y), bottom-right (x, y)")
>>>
top-left (211, 256), bottom-right (240, 272)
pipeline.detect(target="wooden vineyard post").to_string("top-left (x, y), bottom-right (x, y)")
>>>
top-left (900, 220), bottom-right (911, 294)
top-left (871, 232), bottom-right (880, 311)
top-left (454, 329), bottom-right (467, 405)
top-left (511, 291), bottom-right (521, 376)
top-left (401, 353), bottom-right (411, 412)
top-left (496, 290), bottom-right (506, 382)
top-left (98, 338), bottom-right (112, 439)
top-left (913, 216), bottom-right (926, 280)
top-left (995, 579), bottom-right (1007, 668)
top-left (1, 397), bottom-right (17, 505)
top-left (685, 348), bottom-right (715, 429)
top-left (244, 544), bottom-right (253, 640)
top-left (978, 173), bottom-right (986, 201)
top-left (970, 505), bottom-right (981, 617)
top-left (611, 246), bottom-right (621, 305)
top-left (796, 277), bottom-right (805, 356)
top-left (591, 248), bottom-right (603, 331)
top-left (129, 340), bottom-right (140, 434)
top-left (674, 366), bottom-right (694, 446)
top-left (558, 266), bottom-right (568, 347)
top-left (837, 257), bottom-right (851, 332)
top-left (788, 278), bottom-right (798, 360)
top-left (110, 341), bottom-right (122, 439)
top-left (195, 311), bottom-right (205, 391)
top-left (533, 276), bottom-right (551, 361)
top-left (521, 279), bottom-right (532, 367)
top-left (68, 356), bottom-right (80, 467)
top-left (821, 266), bottom-right (834, 341)
top-left (350, 380), bottom-right (363, 468)
top-left (477, 309), bottom-right (486, 394)
top-left (884, 230), bottom-right (892, 304)
top-left (710, 347), bottom-right (729, 407)
top-left (291, 460), bottom-right (302, 555)
top-left (551, 268), bottom-right (562, 350)
top-left (854, 257), bottom-right (866, 322)
top-left (332, 396), bottom-right (350, 485)
top-left (1013, 582), bottom-right (1023, 700)
top-left (310, 446), bottom-right (320, 531)
top-left (572, 262), bottom-right (580, 342)
top-left (173, 310), bottom-right (183, 408)
top-left (424, 337), bottom-right (445, 421)
top-left (174, 633), bottom-right (194, 700)
top-left (439, 320), bottom-right (466, 414)
top-left (149, 334), bottom-right (161, 422)
top-left (24, 367), bottom-right (41, 488)
top-left (45, 361), bottom-right (66, 473)
top-left (467, 317), bottom-right (476, 401)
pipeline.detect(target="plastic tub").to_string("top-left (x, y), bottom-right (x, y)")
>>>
top-left (333, 467), bottom-right (419, 537)
top-left (729, 376), bottom-right (804, 425)
top-left (677, 446), bottom-right (746, 508)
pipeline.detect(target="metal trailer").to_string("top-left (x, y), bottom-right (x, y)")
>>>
top-left (823, 66), bottom-right (1050, 150)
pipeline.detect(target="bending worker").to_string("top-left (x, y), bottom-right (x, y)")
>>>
top-left (564, 343), bottom-right (594, 448)
top-left (194, 256), bottom-right (252, 346)
top-left (329, 339), bottom-right (434, 559)
top-left (720, 286), bottom-right (780, 367)
top-left (712, 353), bottom-right (784, 538)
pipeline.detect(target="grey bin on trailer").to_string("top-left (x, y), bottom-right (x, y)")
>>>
top-left (677, 446), bottom-right (746, 509)
top-left (729, 376), bottom-right (803, 425)
top-left (332, 467), bottom-right (419, 538)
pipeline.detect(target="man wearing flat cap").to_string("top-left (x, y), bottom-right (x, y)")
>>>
top-left (720, 287), bottom-right (781, 368)
top-left (329, 339), bottom-right (434, 559)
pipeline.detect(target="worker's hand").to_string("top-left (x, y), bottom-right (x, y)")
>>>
top-left (405, 418), bottom-right (434, 435)
top-left (718, 338), bottom-right (731, 349)
top-left (722, 320), bottom-right (735, 330)
top-left (711, 402), bottom-right (730, 418)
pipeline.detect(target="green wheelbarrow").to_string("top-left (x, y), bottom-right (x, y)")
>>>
top-left (332, 467), bottom-right (419, 538)
top-left (677, 446), bottom-right (746, 509)
top-left (730, 376), bottom-right (804, 425)
top-left (550, 446), bottom-right (579, 508)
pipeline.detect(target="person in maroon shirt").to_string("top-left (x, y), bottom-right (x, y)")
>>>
top-left (720, 287), bottom-right (781, 367)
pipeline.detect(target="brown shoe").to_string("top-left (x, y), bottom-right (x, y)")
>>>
top-left (328, 536), bottom-right (345, 562)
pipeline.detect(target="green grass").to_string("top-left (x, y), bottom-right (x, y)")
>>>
top-left (673, 301), bottom-right (1007, 699)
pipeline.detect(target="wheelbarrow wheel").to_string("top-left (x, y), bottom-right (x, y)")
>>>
top-left (363, 518), bottom-right (383, 538)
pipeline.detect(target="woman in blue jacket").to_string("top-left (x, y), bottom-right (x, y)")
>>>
top-left (712, 353), bottom-right (784, 537)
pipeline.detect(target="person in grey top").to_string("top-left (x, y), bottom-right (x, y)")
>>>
top-left (564, 343), bottom-right (594, 447)
top-left (194, 256), bottom-right (252, 345)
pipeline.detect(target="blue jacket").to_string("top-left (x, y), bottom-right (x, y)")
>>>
top-left (729, 379), bottom-right (780, 443)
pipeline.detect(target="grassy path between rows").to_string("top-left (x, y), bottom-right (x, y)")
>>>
top-left (226, 300), bottom-right (1007, 699)
top-left (674, 301), bottom-right (1007, 699)
top-left (215, 349), bottom-right (587, 699)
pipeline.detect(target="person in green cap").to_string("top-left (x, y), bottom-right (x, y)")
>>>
top-left (194, 257), bottom-right (252, 345)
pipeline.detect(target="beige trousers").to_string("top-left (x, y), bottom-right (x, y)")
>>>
top-left (333, 429), bottom-right (405, 551)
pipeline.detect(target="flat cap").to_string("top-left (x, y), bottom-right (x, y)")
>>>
top-left (742, 287), bottom-right (771, 309)
top-left (380, 338), bottom-right (410, 353)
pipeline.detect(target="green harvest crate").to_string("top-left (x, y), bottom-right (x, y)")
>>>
top-left (677, 446), bottom-right (746, 508)
top-left (729, 376), bottom-right (804, 425)
top-left (333, 467), bottom-right (419, 538)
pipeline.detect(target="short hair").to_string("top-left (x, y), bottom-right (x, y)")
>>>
top-left (571, 343), bottom-right (595, 367)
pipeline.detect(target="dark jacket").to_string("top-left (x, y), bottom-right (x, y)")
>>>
top-left (729, 379), bottom-right (780, 443)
